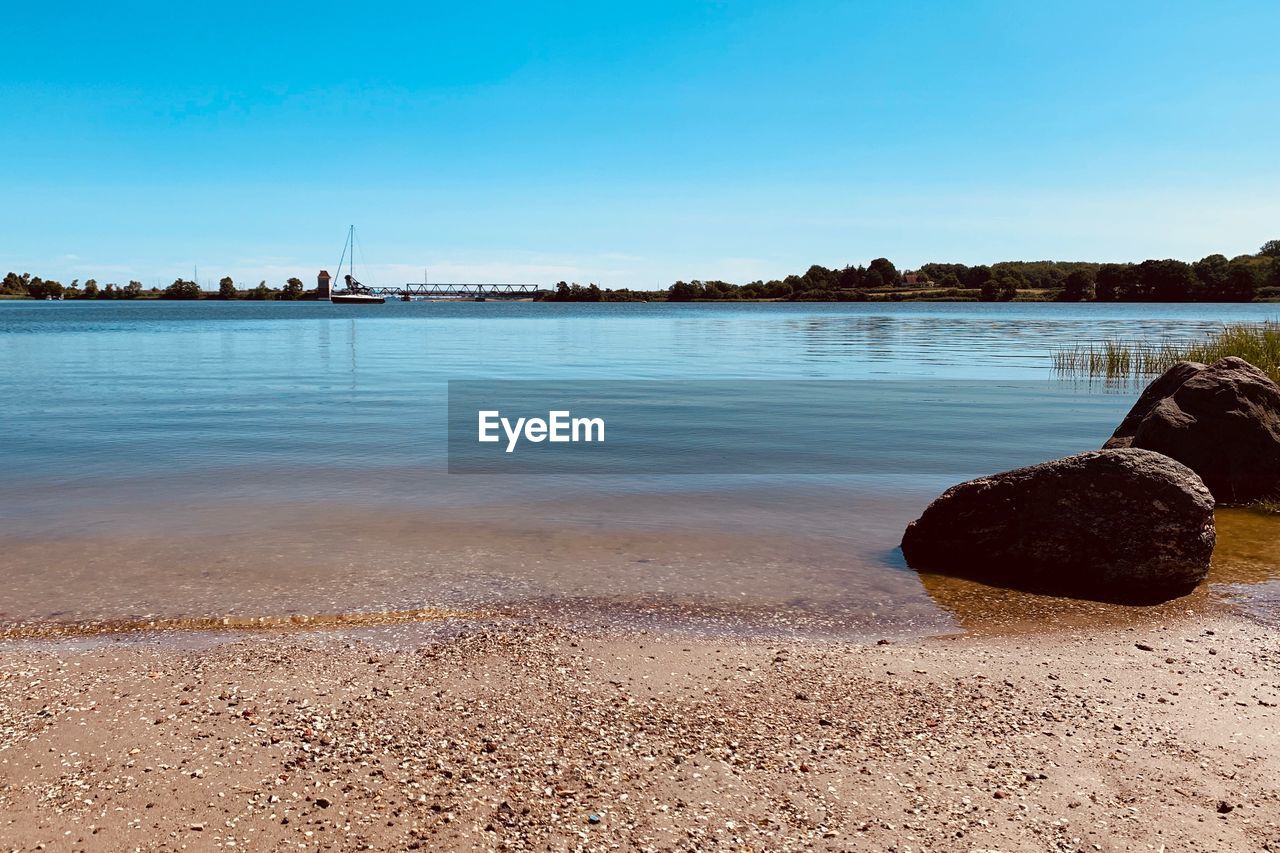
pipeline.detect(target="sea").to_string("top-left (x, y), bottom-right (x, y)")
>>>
top-left (3, 300), bottom-right (1278, 640)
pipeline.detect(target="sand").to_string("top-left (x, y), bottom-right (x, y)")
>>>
top-left (1, 612), bottom-right (1278, 852)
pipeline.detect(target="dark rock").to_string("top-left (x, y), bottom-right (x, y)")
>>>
top-left (1105, 357), bottom-right (1280, 503)
top-left (1106, 360), bottom-right (1207, 448)
top-left (901, 449), bottom-right (1215, 602)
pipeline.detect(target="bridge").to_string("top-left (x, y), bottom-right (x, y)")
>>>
top-left (366, 283), bottom-right (547, 300)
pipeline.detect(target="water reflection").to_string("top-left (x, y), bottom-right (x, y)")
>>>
top-left (913, 507), bottom-right (1280, 633)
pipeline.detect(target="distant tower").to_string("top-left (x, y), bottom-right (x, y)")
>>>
top-left (317, 270), bottom-right (331, 297)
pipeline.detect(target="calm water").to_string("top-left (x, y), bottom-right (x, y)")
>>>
top-left (2, 300), bottom-right (1279, 638)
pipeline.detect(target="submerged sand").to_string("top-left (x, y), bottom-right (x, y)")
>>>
top-left (2, 611), bottom-right (1278, 852)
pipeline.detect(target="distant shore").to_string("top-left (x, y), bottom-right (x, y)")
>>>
top-left (6, 291), bottom-right (1280, 304)
top-left (7, 242), bottom-right (1279, 304)
top-left (1, 609), bottom-right (1276, 850)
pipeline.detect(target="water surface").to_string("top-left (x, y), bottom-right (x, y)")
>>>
top-left (3, 300), bottom-right (1278, 638)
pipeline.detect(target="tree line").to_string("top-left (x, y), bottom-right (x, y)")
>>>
top-left (8, 239), bottom-right (1280, 303)
top-left (1, 273), bottom-right (313, 301)
top-left (539, 239), bottom-right (1280, 303)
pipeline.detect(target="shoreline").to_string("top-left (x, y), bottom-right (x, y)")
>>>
top-left (4, 500), bottom-right (1278, 653)
top-left (0, 573), bottom-right (1260, 648)
top-left (3, 609), bottom-right (1277, 850)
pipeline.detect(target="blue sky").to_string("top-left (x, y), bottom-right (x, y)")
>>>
top-left (2, 1), bottom-right (1278, 289)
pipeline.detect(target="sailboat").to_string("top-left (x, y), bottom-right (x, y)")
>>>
top-left (330, 225), bottom-right (385, 305)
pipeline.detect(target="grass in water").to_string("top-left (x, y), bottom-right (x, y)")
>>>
top-left (1053, 321), bottom-right (1280, 386)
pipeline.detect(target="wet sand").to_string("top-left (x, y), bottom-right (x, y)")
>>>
top-left (2, 609), bottom-right (1279, 852)
top-left (4, 501), bottom-right (1280, 642)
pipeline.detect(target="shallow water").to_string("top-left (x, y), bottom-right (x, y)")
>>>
top-left (2, 300), bottom-right (1278, 638)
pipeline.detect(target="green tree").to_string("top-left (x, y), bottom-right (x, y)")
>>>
top-left (123, 281), bottom-right (143, 299)
top-left (800, 265), bottom-right (838, 291)
top-left (980, 269), bottom-right (1020, 302)
top-left (667, 281), bottom-right (704, 301)
top-left (162, 279), bottom-right (202, 299)
top-left (102, 282), bottom-right (118, 299)
top-left (1059, 268), bottom-right (1095, 301)
top-left (1224, 257), bottom-right (1262, 302)
top-left (1259, 239), bottom-right (1280, 258)
top-left (764, 280), bottom-right (793, 299)
top-left (1094, 264), bottom-right (1133, 301)
top-left (2, 272), bottom-right (31, 294)
top-left (837, 265), bottom-right (866, 289)
top-left (1134, 259), bottom-right (1196, 302)
top-left (218, 276), bottom-right (237, 299)
top-left (867, 258), bottom-right (900, 288)
top-left (281, 277), bottom-right (305, 300)
top-left (26, 277), bottom-right (64, 299)
top-left (249, 281), bottom-right (273, 300)
top-left (930, 267), bottom-right (958, 288)
top-left (962, 265), bottom-right (991, 290)
top-left (1193, 254), bottom-right (1230, 300)
top-left (82, 279), bottom-right (99, 299)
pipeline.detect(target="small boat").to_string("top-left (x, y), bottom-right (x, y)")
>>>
top-left (330, 226), bottom-right (386, 305)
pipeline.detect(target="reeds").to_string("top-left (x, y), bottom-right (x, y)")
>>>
top-left (1053, 321), bottom-right (1280, 386)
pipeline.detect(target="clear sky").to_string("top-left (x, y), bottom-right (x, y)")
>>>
top-left (2, 1), bottom-right (1278, 289)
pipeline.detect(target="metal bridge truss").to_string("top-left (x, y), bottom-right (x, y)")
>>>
top-left (366, 283), bottom-right (545, 299)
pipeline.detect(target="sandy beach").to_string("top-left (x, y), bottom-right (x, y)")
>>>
top-left (2, 609), bottom-right (1277, 852)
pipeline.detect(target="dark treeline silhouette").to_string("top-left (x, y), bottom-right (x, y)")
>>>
top-left (540, 281), bottom-right (655, 302)
top-left (540, 240), bottom-right (1280, 303)
top-left (1, 272), bottom-right (320, 301)
top-left (7, 240), bottom-right (1280, 303)
top-left (2, 273), bottom-right (149, 300)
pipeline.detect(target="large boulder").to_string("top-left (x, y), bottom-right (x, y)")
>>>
top-left (1104, 357), bottom-right (1280, 503)
top-left (901, 449), bottom-right (1215, 602)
